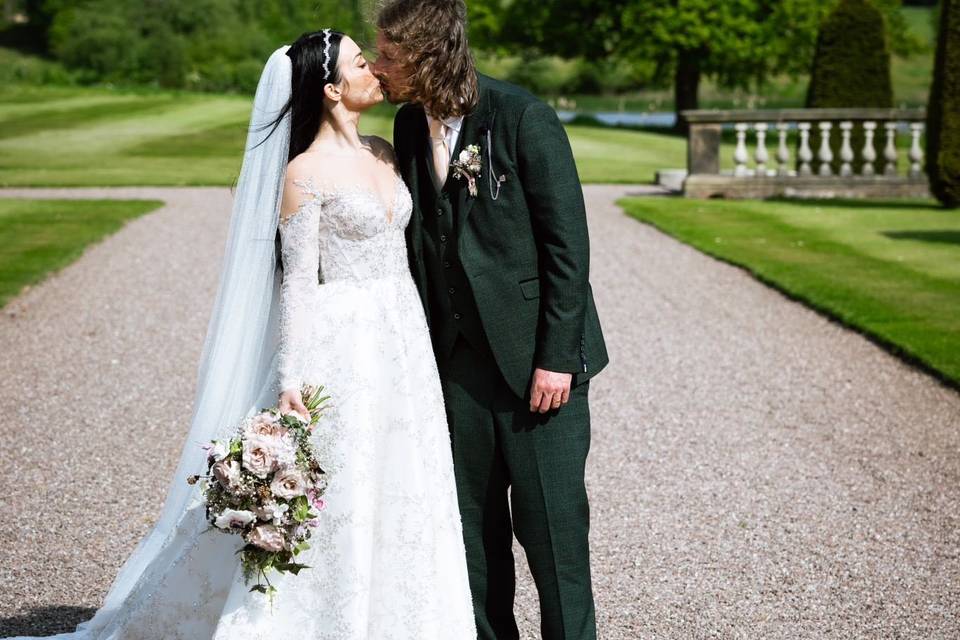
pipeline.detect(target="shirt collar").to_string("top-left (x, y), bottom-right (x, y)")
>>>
top-left (425, 110), bottom-right (464, 133)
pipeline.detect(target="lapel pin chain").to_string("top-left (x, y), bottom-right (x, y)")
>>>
top-left (485, 124), bottom-right (506, 201)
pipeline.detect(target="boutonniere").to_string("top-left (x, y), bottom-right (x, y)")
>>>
top-left (451, 144), bottom-right (482, 197)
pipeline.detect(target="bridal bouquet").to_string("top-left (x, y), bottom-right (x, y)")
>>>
top-left (187, 383), bottom-right (330, 599)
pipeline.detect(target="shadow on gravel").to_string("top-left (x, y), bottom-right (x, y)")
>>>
top-left (0, 605), bottom-right (95, 637)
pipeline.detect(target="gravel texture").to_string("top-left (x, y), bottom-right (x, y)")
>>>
top-left (0, 185), bottom-right (958, 638)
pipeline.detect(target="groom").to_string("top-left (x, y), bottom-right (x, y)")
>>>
top-left (373, 1), bottom-right (609, 638)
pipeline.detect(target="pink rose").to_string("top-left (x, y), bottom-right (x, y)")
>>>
top-left (271, 469), bottom-right (307, 500)
top-left (246, 414), bottom-right (290, 440)
top-left (241, 436), bottom-right (278, 478)
top-left (246, 524), bottom-right (285, 552)
top-left (211, 459), bottom-right (242, 492)
top-left (241, 419), bottom-right (296, 475)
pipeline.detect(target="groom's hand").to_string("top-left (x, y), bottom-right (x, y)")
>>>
top-left (529, 368), bottom-right (573, 413)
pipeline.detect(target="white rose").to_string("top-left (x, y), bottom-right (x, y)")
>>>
top-left (253, 410), bottom-right (279, 424)
top-left (214, 508), bottom-right (256, 530)
top-left (458, 149), bottom-right (472, 163)
top-left (208, 440), bottom-right (229, 462)
top-left (256, 500), bottom-right (289, 522)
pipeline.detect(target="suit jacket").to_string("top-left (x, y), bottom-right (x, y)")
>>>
top-left (393, 73), bottom-right (609, 399)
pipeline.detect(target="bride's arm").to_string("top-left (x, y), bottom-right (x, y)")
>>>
top-left (277, 166), bottom-right (322, 403)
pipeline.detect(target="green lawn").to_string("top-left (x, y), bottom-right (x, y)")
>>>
top-left (0, 83), bottom-right (680, 187)
top-left (621, 196), bottom-right (960, 387)
top-left (0, 198), bottom-right (163, 307)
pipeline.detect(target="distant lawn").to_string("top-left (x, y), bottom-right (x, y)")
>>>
top-left (621, 196), bottom-right (960, 387)
top-left (0, 198), bottom-right (163, 307)
top-left (0, 84), bottom-right (681, 187)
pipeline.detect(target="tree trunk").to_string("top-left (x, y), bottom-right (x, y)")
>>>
top-left (674, 47), bottom-right (702, 135)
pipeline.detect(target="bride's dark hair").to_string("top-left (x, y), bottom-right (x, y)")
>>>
top-left (260, 29), bottom-right (345, 162)
top-left (264, 30), bottom-right (344, 273)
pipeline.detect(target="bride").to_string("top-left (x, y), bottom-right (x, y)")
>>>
top-left (7, 30), bottom-right (476, 640)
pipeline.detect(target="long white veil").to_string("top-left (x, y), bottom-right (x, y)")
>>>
top-left (7, 46), bottom-right (294, 640)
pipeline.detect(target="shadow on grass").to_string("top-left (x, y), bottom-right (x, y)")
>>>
top-left (621, 187), bottom-right (681, 197)
top-left (125, 121), bottom-right (248, 158)
top-left (0, 605), bottom-right (95, 637)
top-left (764, 196), bottom-right (942, 210)
top-left (882, 230), bottom-right (960, 246)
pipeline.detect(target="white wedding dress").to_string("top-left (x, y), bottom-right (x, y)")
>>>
top-left (7, 174), bottom-right (476, 639)
top-left (208, 173), bottom-right (477, 638)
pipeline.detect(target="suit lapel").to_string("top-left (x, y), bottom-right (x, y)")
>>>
top-left (410, 106), bottom-right (439, 205)
top-left (451, 88), bottom-right (492, 234)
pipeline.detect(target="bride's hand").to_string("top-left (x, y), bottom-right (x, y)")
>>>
top-left (279, 389), bottom-right (310, 422)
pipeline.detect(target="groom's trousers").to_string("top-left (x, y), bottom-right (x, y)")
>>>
top-left (437, 333), bottom-right (597, 640)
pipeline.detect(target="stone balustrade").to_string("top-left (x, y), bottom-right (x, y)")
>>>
top-left (680, 108), bottom-right (930, 199)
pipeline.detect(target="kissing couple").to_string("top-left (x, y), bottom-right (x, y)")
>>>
top-left (5, 1), bottom-right (608, 639)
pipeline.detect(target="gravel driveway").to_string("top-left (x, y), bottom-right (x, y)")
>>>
top-left (0, 185), bottom-right (957, 638)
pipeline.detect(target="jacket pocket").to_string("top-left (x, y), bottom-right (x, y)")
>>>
top-left (519, 277), bottom-right (540, 300)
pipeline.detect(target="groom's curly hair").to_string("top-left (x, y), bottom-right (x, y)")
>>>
top-left (376, 0), bottom-right (479, 119)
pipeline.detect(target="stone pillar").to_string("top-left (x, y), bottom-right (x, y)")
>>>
top-left (687, 122), bottom-right (722, 175)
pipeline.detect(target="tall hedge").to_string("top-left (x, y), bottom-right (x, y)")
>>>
top-left (804, 0), bottom-right (893, 175)
top-left (926, 0), bottom-right (960, 207)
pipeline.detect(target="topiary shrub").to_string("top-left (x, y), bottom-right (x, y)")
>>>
top-left (926, 0), bottom-right (960, 207)
top-left (804, 0), bottom-right (894, 175)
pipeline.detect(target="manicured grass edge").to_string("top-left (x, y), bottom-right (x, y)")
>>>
top-left (0, 197), bottom-right (165, 308)
top-left (618, 196), bottom-right (960, 392)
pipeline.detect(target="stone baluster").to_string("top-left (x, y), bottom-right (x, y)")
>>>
top-left (798, 122), bottom-right (813, 176)
top-left (839, 121), bottom-right (854, 177)
top-left (734, 123), bottom-right (750, 176)
top-left (861, 121), bottom-right (877, 176)
top-left (883, 121), bottom-right (898, 176)
top-left (817, 122), bottom-right (834, 176)
top-left (754, 123), bottom-right (769, 177)
top-left (776, 123), bottom-right (791, 176)
top-left (909, 122), bottom-right (924, 179)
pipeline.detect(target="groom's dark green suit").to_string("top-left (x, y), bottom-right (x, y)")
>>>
top-left (393, 72), bottom-right (608, 640)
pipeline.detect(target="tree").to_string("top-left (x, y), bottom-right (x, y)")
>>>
top-left (471, 0), bottom-right (924, 132)
top-left (35, 0), bottom-right (377, 91)
top-left (926, 0), bottom-right (960, 207)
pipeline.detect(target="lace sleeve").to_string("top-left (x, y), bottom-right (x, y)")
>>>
top-left (277, 196), bottom-right (321, 394)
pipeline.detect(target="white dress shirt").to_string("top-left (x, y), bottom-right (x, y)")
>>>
top-left (425, 111), bottom-right (464, 162)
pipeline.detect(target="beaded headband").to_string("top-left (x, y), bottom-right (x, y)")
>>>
top-left (321, 28), bottom-right (332, 82)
